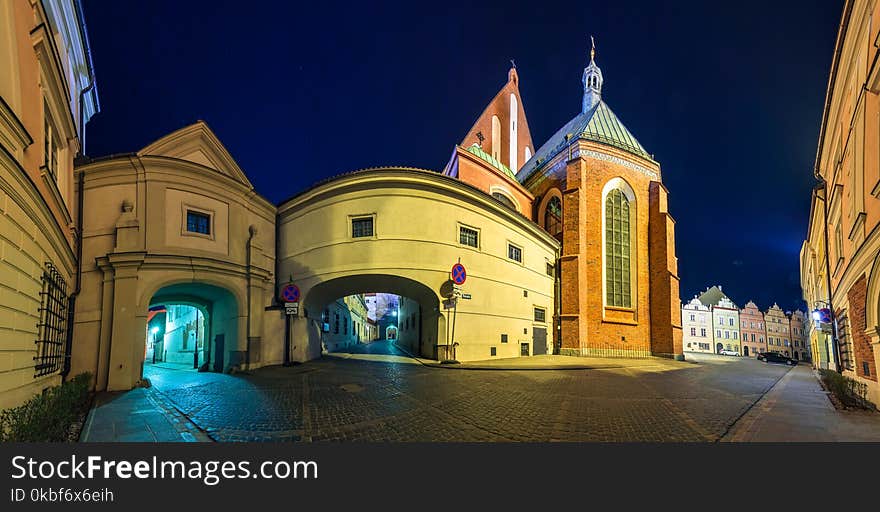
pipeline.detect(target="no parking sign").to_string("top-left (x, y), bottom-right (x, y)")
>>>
top-left (280, 283), bottom-right (300, 303)
top-left (451, 263), bottom-right (466, 285)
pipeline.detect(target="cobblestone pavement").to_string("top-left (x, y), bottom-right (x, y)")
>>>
top-left (143, 344), bottom-right (794, 442)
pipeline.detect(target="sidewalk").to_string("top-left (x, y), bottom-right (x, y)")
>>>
top-left (722, 365), bottom-right (880, 442)
top-left (79, 387), bottom-right (212, 442)
top-left (421, 352), bottom-right (688, 371)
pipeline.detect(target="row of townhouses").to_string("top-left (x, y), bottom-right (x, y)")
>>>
top-left (682, 286), bottom-right (812, 361)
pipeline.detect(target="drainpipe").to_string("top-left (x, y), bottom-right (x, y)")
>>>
top-left (245, 226), bottom-right (255, 370)
top-left (62, 1), bottom-right (98, 380)
top-left (62, 170), bottom-right (84, 380)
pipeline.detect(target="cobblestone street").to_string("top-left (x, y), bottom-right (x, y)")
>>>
top-left (140, 343), bottom-right (800, 442)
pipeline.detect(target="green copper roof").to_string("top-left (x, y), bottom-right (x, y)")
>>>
top-left (517, 100), bottom-right (651, 182)
top-left (583, 102), bottom-right (648, 158)
top-left (464, 143), bottom-right (516, 179)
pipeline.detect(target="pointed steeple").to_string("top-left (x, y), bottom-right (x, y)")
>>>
top-left (582, 35), bottom-right (603, 113)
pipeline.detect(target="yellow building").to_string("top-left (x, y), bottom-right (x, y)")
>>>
top-left (70, 122), bottom-right (283, 391)
top-left (277, 168), bottom-right (560, 362)
top-left (801, 0), bottom-right (880, 404)
top-left (0, 0), bottom-right (99, 409)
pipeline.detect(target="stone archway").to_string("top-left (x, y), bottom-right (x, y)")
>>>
top-left (147, 282), bottom-right (240, 378)
top-left (299, 274), bottom-right (445, 361)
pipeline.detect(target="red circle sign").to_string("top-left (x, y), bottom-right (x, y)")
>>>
top-left (281, 283), bottom-right (300, 302)
top-left (451, 263), bottom-right (467, 285)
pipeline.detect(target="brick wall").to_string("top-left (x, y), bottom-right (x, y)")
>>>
top-left (847, 275), bottom-right (878, 381)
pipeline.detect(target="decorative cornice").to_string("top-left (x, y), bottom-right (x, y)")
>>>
top-left (0, 96), bottom-right (33, 152)
top-left (574, 149), bottom-right (659, 180)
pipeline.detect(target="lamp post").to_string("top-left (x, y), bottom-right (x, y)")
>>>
top-left (813, 181), bottom-right (842, 372)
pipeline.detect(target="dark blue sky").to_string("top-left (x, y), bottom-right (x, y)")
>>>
top-left (81, 0), bottom-right (842, 312)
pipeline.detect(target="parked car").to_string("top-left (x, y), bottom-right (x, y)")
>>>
top-left (719, 349), bottom-right (740, 356)
top-left (756, 352), bottom-right (798, 365)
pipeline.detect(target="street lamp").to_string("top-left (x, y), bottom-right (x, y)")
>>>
top-left (812, 181), bottom-right (842, 372)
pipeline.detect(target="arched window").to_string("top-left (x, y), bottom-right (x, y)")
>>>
top-left (544, 196), bottom-right (562, 236)
top-left (491, 115), bottom-right (501, 162)
top-left (492, 192), bottom-right (517, 211)
top-left (509, 94), bottom-right (518, 171)
top-left (605, 188), bottom-right (631, 308)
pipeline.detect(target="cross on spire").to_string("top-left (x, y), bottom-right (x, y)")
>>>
top-left (590, 35), bottom-right (596, 61)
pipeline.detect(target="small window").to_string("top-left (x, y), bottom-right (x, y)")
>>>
top-left (546, 263), bottom-right (554, 276)
top-left (508, 244), bottom-right (522, 262)
top-left (186, 210), bottom-right (211, 235)
top-left (534, 307), bottom-right (546, 323)
top-left (501, 334), bottom-right (508, 343)
top-left (460, 226), bottom-right (479, 248)
top-left (352, 217), bottom-right (374, 238)
top-left (863, 362), bottom-right (870, 376)
top-left (492, 192), bottom-right (517, 211)
top-left (491, 347), bottom-right (497, 356)
top-left (44, 111), bottom-right (59, 181)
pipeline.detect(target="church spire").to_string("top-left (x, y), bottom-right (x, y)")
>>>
top-left (582, 35), bottom-right (603, 113)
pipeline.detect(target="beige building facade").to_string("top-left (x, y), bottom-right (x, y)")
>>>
top-left (70, 122), bottom-right (283, 391)
top-left (681, 297), bottom-right (711, 353)
top-left (277, 168), bottom-right (559, 363)
top-left (789, 310), bottom-right (811, 362)
top-left (801, 0), bottom-right (880, 404)
top-left (0, 0), bottom-right (99, 408)
top-left (764, 304), bottom-right (792, 357)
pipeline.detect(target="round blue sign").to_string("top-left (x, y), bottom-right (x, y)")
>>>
top-left (451, 263), bottom-right (467, 285)
top-left (281, 283), bottom-right (300, 302)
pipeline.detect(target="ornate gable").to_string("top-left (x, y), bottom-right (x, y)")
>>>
top-left (137, 121), bottom-right (252, 187)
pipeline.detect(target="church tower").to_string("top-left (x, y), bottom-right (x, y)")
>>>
top-left (518, 40), bottom-right (683, 360)
top-left (443, 64), bottom-right (538, 218)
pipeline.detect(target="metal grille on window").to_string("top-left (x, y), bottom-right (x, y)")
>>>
top-left (534, 308), bottom-right (546, 323)
top-left (34, 262), bottom-right (68, 377)
top-left (460, 226), bottom-right (478, 247)
top-left (352, 217), bottom-right (373, 238)
top-left (605, 189), bottom-right (631, 307)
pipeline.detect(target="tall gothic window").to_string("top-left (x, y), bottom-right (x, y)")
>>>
top-left (605, 189), bottom-right (631, 308)
top-left (544, 196), bottom-right (562, 236)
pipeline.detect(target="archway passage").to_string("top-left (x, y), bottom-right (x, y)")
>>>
top-left (144, 304), bottom-right (206, 370)
top-left (743, 346), bottom-right (749, 357)
top-left (301, 275), bottom-right (444, 361)
top-left (716, 342), bottom-right (723, 354)
top-left (145, 282), bottom-right (239, 380)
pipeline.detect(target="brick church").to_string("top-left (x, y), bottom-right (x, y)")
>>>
top-left (444, 41), bottom-right (683, 359)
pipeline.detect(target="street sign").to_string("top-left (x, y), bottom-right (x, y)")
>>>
top-left (281, 283), bottom-right (300, 303)
top-left (284, 302), bottom-right (299, 316)
top-left (451, 263), bottom-right (467, 285)
top-left (461, 293), bottom-right (472, 300)
top-left (452, 284), bottom-right (462, 297)
top-left (443, 298), bottom-right (458, 309)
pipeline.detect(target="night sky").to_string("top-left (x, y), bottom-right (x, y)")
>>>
top-left (81, 0), bottom-right (842, 313)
